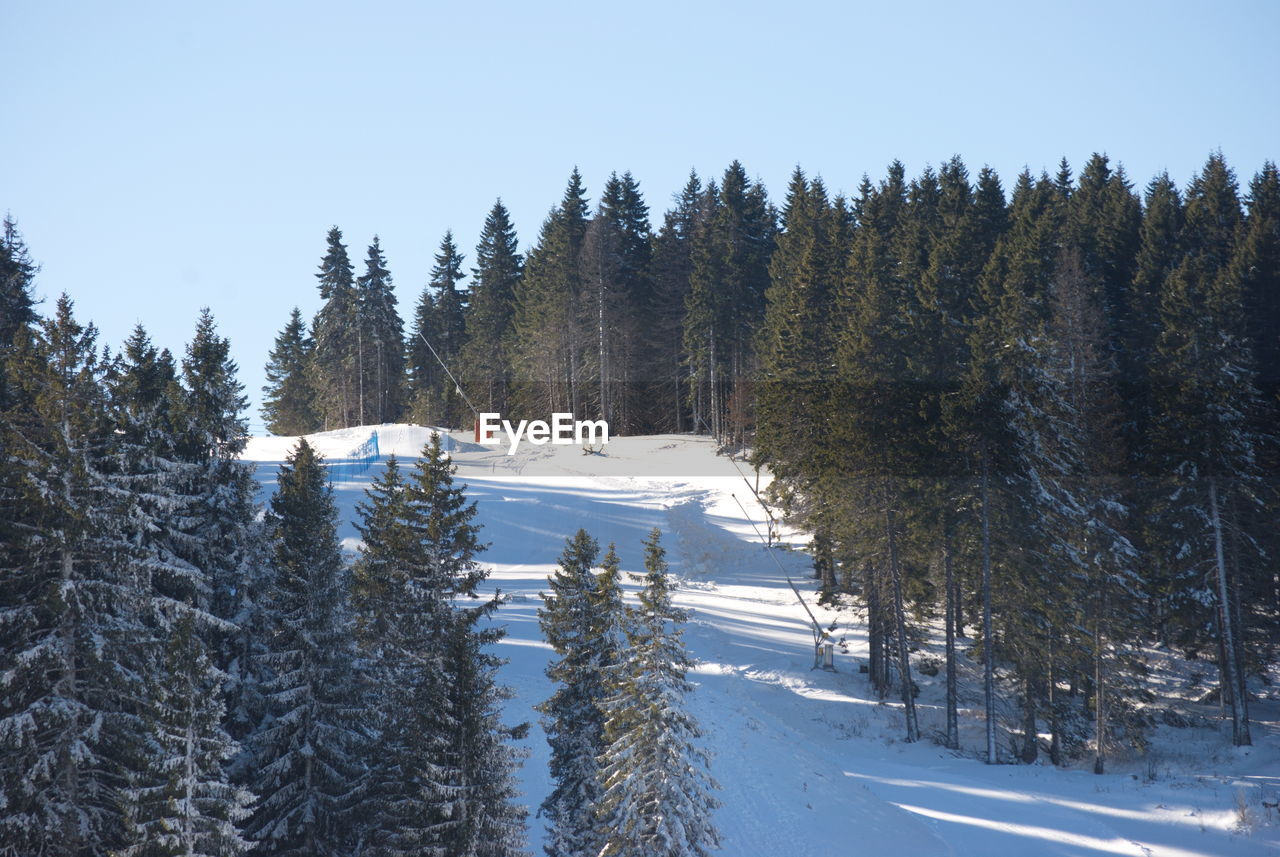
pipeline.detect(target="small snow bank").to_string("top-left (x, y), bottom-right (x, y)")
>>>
top-left (242, 423), bottom-right (471, 464)
top-left (243, 424), bottom-right (757, 480)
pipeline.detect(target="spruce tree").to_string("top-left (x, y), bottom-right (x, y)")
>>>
top-left (357, 236), bottom-right (406, 425)
top-left (0, 215), bottom-right (38, 410)
top-left (1043, 247), bottom-right (1145, 771)
top-left (755, 168), bottom-right (847, 599)
top-left (409, 231), bottom-right (468, 428)
top-left (462, 199), bottom-right (523, 414)
top-left (512, 169), bottom-right (591, 417)
top-left (684, 162), bottom-right (775, 446)
top-left (580, 171), bottom-right (652, 431)
top-left (104, 323), bottom-right (258, 853)
top-left (1148, 156), bottom-right (1260, 745)
top-left (261, 307), bottom-right (319, 436)
top-left (537, 529), bottom-right (622, 857)
top-left (244, 439), bottom-right (365, 856)
top-left (596, 530), bottom-right (719, 857)
top-left (443, 613), bottom-right (530, 857)
top-left (311, 227), bottom-right (360, 429)
top-left (122, 613), bottom-right (253, 857)
top-left (0, 297), bottom-right (150, 854)
top-left (649, 172), bottom-right (703, 432)
top-left (831, 161), bottom-right (921, 741)
top-left (1237, 161), bottom-right (1280, 400)
top-left (352, 435), bottom-right (524, 855)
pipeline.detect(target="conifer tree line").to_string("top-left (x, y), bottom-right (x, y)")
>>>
top-left (263, 163), bottom-right (777, 438)
top-left (0, 221), bottom-right (527, 854)
top-left (261, 152), bottom-right (1277, 769)
top-left (753, 154), bottom-right (1280, 769)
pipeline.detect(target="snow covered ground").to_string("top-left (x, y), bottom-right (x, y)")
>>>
top-left (244, 425), bottom-right (1280, 857)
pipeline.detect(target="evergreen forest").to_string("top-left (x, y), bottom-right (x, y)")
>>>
top-left (2, 149), bottom-right (1279, 853)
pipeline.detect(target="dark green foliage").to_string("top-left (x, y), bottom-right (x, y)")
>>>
top-left (596, 530), bottom-right (719, 857)
top-left (462, 199), bottom-right (523, 414)
top-left (0, 215), bottom-right (38, 369)
top-left (261, 307), bottom-right (319, 436)
top-left (123, 614), bottom-right (252, 857)
top-left (409, 231), bottom-right (469, 428)
top-left (0, 297), bottom-right (143, 855)
top-left (512, 169), bottom-right (591, 417)
top-left (537, 529), bottom-right (622, 857)
top-left (311, 227), bottom-right (360, 429)
top-left (684, 162), bottom-right (776, 446)
top-left (352, 435), bottom-right (525, 856)
top-left (356, 236), bottom-right (406, 425)
top-left (649, 172), bottom-right (703, 432)
top-left (581, 171), bottom-right (653, 431)
top-left (244, 439), bottom-right (364, 856)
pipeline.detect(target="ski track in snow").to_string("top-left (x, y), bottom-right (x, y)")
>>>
top-left (245, 426), bottom-right (1280, 857)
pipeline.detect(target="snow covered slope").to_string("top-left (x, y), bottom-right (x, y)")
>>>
top-left (243, 425), bottom-right (1280, 857)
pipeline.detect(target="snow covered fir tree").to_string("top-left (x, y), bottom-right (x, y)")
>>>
top-left (595, 529), bottom-right (720, 857)
top-left (2, 147), bottom-right (1280, 854)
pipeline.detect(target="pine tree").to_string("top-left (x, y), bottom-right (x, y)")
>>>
top-left (537, 529), bottom-right (622, 857)
top-left (0, 297), bottom-right (150, 855)
top-left (311, 227), bottom-right (360, 429)
top-left (1229, 162), bottom-right (1280, 667)
top-left (649, 172), bottom-right (703, 432)
top-left (913, 156), bottom-right (998, 750)
top-left (580, 171), bottom-right (652, 431)
top-left (462, 199), bottom-right (523, 415)
top-left (166, 309), bottom-right (271, 815)
top-left (0, 215), bottom-right (38, 351)
top-left (356, 237), bottom-right (406, 425)
top-left (596, 529), bottom-right (719, 857)
top-left (352, 435), bottom-right (523, 856)
top-left (171, 310), bottom-right (264, 657)
top-left (102, 323), bottom-right (258, 854)
top-left (831, 161), bottom-right (921, 741)
top-left (512, 169), bottom-right (590, 417)
top-left (243, 439), bottom-right (365, 856)
top-left (1237, 162), bottom-right (1280, 400)
top-left (443, 614), bottom-right (530, 857)
top-left (1148, 155), bottom-right (1260, 746)
top-left (261, 308), bottom-right (319, 436)
top-left (755, 169), bottom-right (848, 600)
top-left (122, 613), bottom-right (253, 857)
top-left (684, 162), bottom-right (775, 446)
top-left (409, 231), bottom-right (468, 428)
top-left (0, 215), bottom-right (39, 409)
top-left (1052, 247), bottom-right (1147, 769)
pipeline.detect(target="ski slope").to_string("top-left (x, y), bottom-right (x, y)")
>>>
top-left (243, 425), bottom-right (1280, 857)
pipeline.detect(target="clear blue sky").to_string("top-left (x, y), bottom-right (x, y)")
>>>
top-left (4, 0), bottom-right (1277, 431)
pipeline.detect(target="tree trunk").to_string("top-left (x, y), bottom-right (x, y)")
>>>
top-left (887, 504), bottom-right (919, 743)
top-left (981, 453), bottom-right (997, 764)
top-left (1226, 494), bottom-right (1251, 737)
top-left (1021, 675), bottom-right (1038, 764)
top-left (1048, 639), bottom-right (1061, 767)
top-left (1210, 478), bottom-right (1250, 745)
top-left (1093, 609), bottom-right (1106, 774)
top-left (943, 524), bottom-right (960, 750)
top-left (867, 562), bottom-right (884, 697)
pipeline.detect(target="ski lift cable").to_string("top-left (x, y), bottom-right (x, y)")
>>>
top-left (695, 415), bottom-right (784, 537)
top-left (730, 491), bottom-right (824, 646)
top-left (415, 329), bottom-right (481, 419)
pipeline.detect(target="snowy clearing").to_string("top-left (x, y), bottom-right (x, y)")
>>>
top-left (244, 425), bottom-right (1280, 857)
